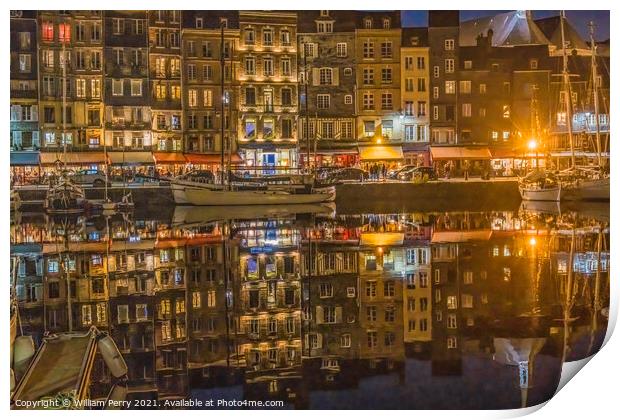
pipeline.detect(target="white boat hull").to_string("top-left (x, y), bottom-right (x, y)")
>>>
top-left (519, 185), bottom-right (562, 202)
top-left (172, 183), bottom-right (335, 206)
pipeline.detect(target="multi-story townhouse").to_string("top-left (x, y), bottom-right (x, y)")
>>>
top-left (401, 27), bottom-right (430, 166)
top-left (10, 11), bottom-right (40, 183)
top-left (181, 11), bottom-right (241, 174)
top-left (354, 12), bottom-right (403, 164)
top-left (237, 11), bottom-right (299, 171)
top-left (428, 10), bottom-right (459, 151)
top-left (38, 11), bottom-right (106, 172)
top-left (149, 11), bottom-right (183, 164)
top-left (297, 10), bottom-right (358, 168)
top-left (104, 12), bottom-right (153, 173)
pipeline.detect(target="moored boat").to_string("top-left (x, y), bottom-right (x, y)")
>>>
top-left (173, 182), bottom-right (336, 206)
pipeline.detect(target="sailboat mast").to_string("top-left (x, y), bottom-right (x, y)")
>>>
top-left (220, 23), bottom-right (226, 186)
top-left (560, 11), bottom-right (576, 170)
top-left (588, 22), bottom-right (603, 168)
top-left (61, 25), bottom-right (67, 172)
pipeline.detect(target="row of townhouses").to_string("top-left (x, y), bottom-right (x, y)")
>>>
top-left (10, 10), bottom-right (610, 182)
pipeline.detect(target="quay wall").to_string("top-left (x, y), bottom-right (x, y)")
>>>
top-left (335, 181), bottom-right (522, 214)
top-left (15, 180), bottom-right (522, 214)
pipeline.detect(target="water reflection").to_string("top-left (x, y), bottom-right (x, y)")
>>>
top-left (10, 205), bottom-right (609, 409)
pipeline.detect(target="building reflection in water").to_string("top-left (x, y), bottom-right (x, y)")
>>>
top-left (10, 207), bottom-right (609, 409)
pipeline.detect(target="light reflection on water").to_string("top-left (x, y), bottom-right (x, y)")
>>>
top-left (10, 205), bottom-right (610, 409)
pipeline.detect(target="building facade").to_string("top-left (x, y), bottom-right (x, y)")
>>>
top-left (237, 11), bottom-right (299, 171)
top-left (297, 11), bottom-right (358, 168)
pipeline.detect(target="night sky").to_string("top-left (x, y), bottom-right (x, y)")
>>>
top-left (401, 10), bottom-right (610, 41)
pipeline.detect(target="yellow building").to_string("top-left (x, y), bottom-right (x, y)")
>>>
top-left (355, 12), bottom-right (402, 150)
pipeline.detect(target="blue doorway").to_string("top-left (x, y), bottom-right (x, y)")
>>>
top-left (263, 153), bottom-right (276, 175)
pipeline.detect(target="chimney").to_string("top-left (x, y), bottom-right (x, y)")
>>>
top-left (487, 28), bottom-right (494, 47)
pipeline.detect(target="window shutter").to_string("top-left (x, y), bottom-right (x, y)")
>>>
top-left (332, 68), bottom-right (339, 86)
top-left (12, 131), bottom-right (22, 144)
top-left (32, 131), bottom-right (39, 144)
top-left (315, 305), bottom-right (324, 324)
top-left (312, 68), bottom-right (320, 86)
top-left (10, 105), bottom-right (20, 121)
top-left (304, 334), bottom-right (309, 349)
top-left (31, 106), bottom-right (38, 121)
top-left (316, 332), bottom-right (323, 348)
top-left (16, 285), bottom-right (26, 300)
top-left (34, 284), bottom-right (43, 301)
top-left (36, 259), bottom-right (43, 276)
top-left (335, 306), bottom-right (343, 323)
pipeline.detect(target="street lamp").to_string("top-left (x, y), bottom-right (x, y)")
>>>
top-left (376, 137), bottom-right (382, 144)
top-left (528, 139), bottom-right (538, 169)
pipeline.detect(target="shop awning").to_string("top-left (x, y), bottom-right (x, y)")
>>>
top-left (185, 153), bottom-right (244, 165)
top-left (40, 152), bottom-right (106, 165)
top-left (431, 147), bottom-right (492, 160)
top-left (490, 148), bottom-right (517, 159)
top-left (359, 146), bottom-right (404, 161)
top-left (107, 151), bottom-right (154, 165)
top-left (153, 152), bottom-right (186, 164)
top-left (10, 152), bottom-right (40, 166)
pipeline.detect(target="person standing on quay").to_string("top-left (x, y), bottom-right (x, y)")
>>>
top-left (464, 160), bottom-right (470, 181)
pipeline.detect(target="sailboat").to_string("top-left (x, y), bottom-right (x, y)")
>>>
top-left (520, 12), bottom-right (610, 202)
top-left (170, 24), bottom-right (335, 206)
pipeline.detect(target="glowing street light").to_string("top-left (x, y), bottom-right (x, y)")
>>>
top-left (529, 237), bottom-right (537, 246)
top-left (376, 137), bottom-right (382, 144)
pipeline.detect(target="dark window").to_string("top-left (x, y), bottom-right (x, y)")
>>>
top-left (48, 282), bottom-right (60, 299)
top-left (245, 87), bottom-right (256, 105)
top-left (285, 289), bottom-right (295, 305)
top-left (44, 107), bottom-right (55, 123)
top-left (249, 290), bottom-right (259, 308)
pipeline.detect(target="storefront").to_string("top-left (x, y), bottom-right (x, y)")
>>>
top-left (298, 149), bottom-right (359, 169)
top-left (107, 151), bottom-right (155, 182)
top-left (490, 148), bottom-right (546, 177)
top-left (402, 143), bottom-right (430, 167)
top-left (240, 145), bottom-right (298, 175)
top-left (430, 146), bottom-right (492, 177)
top-left (153, 152), bottom-right (187, 177)
top-left (40, 151), bottom-right (106, 179)
top-left (10, 151), bottom-right (41, 185)
top-left (359, 145), bottom-right (404, 177)
top-left (185, 153), bottom-right (244, 174)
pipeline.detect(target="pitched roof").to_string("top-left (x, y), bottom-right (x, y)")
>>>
top-left (534, 15), bottom-right (589, 51)
top-left (402, 27), bottom-right (428, 47)
top-left (460, 10), bottom-right (551, 47)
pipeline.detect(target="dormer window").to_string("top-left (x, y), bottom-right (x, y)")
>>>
top-left (195, 18), bottom-right (203, 29)
top-left (317, 21), bottom-right (333, 33)
top-left (383, 18), bottom-right (391, 29)
top-left (364, 18), bottom-right (372, 29)
top-left (320, 10), bottom-right (329, 17)
top-left (220, 18), bottom-right (228, 29)
top-left (410, 37), bottom-right (419, 46)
